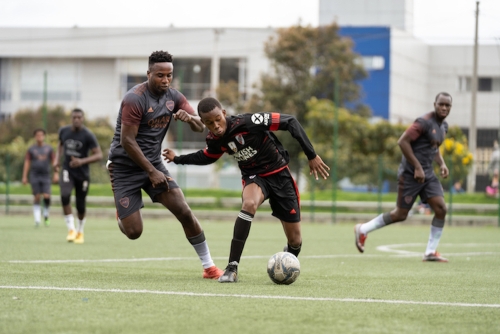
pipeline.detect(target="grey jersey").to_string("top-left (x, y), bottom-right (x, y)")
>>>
top-left (108, 82), bottom-right (196, 167)
top-left (398, 111), bottom-right (448, 178)
top-left (58, 125), bottom-right (99, 180)
top-left (26, 144), bottom-right (54, 177)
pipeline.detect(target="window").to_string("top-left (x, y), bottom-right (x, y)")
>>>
top-left (458, 76), bottom-right (500, 92)
top-left (355, 56), bottom-right (385, 70)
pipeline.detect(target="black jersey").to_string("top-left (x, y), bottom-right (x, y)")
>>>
top-left (26, 144), bottom-right (54, 177)
top-left (58, 125), bottom-right (99, 180)
top-left (398, 111), bottom-right (448, 178)
top-left (174, 112), bottom-right (316, 176)
top-left (108, 83), bottom-right (196, 167)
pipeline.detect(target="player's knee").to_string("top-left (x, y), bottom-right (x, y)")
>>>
top-left (126, 229), bottom-right (142, 240)
top-left (392, 211), bottom-right (409, 222)
top-left (241, 199), bottom-right (259, 213)
top-left (61, 194), bottom-right (71, 206)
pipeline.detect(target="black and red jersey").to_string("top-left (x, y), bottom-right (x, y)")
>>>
top-left (398, 111), bottom-right (448, 177)
top-left (174, 112), bottom-right (317, 176)
top-left (108, 82), bottom-right (196, 167)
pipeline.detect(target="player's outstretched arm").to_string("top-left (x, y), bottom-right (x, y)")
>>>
top-left (308, 155), bottom-right (330, 180)
top-left (22, 153), bottom-right (30, 185)
top-left (162, 147), bottom-right (219, 166)
top-left (162, 148), bottom-right (177, 163)
top-left (173, 109), bottom-right (205, 132)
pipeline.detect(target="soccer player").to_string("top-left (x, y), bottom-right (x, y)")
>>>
top-left (163, 97), bottom-right (330, 283)
top-left (106, 50), bottom-right (223, 280)
top-left (354, 92), bottom-right (452, 262)
top-left (54, 108), bottom-right (103, 244)
top-left (22, 129), bottom-right (58, 227)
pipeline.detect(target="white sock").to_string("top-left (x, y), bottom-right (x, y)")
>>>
top-left (425, 225), bottom-right (443, 255)
top-left (33, 204), bottom-right (41, 223)
top-left (192, 240), bottom-right (215, 269)
top-left (43, 206), bottom-right (49, 218)
top-left (64, 214), bottom-right (75, 231)
top-left (360, 214), bottom-right (386, 234)
top-left (77, 219), bottom-right (86, 233)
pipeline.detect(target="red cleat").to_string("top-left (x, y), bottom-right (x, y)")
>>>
top-left (203, 265), bottom-right (224, 280)
top-left (354, 223), bottom-right (367, 253)
top-left (422, 251), bottom-right (448, 262)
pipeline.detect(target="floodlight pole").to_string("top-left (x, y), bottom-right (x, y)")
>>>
top-left (43, 71), bottom-right (48, 131)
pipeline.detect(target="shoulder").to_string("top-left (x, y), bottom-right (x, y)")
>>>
top-left (59, 125), bottom-right (71, 135)
top-left (123, 85), bottom-right (147, 103)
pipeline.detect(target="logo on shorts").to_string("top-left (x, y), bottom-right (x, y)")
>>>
top-left (166, 100), bottom-right (175, 111)
top-left (404, 196), bottom-right (413, 204)
top-left (249, 175), bottom-right (256, 179)
top-left (119, 197), bottom-right (130, 208)
top-left (290, 208), bottom-right (297, 214)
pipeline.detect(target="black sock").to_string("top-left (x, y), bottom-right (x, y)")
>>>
top-left (43, 197), bottom-right (51, 211)
top-left (286, 243), bottom-right (302, 257)
top-left (228, 210), bottom-right (254, 264)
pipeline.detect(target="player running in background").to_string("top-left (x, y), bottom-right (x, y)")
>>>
top-left (163, 97), bottom-right (330, 283)
top-left (22, 129), bottom-right (58, 227)
top-left (354, 92), bottom-right (452, 262)
top-left (54, 108), bottom-right (103, 244)
top-left (107, 51), bottom-right (223, 280)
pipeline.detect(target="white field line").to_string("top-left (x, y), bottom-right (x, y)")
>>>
top-left (1, 285), bottom-right (499, 309)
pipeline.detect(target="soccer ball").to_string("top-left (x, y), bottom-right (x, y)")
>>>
top-left (267, 251), bottom-right (300, 285)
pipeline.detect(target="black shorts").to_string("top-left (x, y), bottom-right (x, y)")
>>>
top-left (397, 172), bottom-right (444, 209)
top-left (108, 161), bottom-right (179, 219)
top-left (30, 174), bottom-right (51, 195)
top-left (60, 169), bottom-right (89, 199)
top-left (242, 167), bottom-right (300, 223)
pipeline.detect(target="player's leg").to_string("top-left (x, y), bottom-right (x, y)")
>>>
top-left (30, 178), bottom-right (42, 226)
top-left (281, 221), bottom-right (302, 257)
top-left (422, 178), bottom-right (448, 262)
top-left (150, 164), bottom-right (222, 279)
top-left (60, 170), bottom-right (76, 241)
top-left (355, 173), bottom-right (419, 253)
top-left (41, 176), bottom-right (52, 226)
top-left (73, 179), bottom-right (89, 244)
top-left (217, 182), bottom-right (265, 282)
top-left (108, 162), bottom-right (145, 240)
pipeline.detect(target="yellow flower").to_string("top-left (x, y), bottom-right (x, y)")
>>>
top-left (444, 138), bottom-right (454, 152)
top-left (454, 142), bottom-right (464, 156)
top-left (462, 156), bottom-right (470, 165)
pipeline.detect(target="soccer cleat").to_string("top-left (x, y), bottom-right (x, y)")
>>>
top-left (354, 223), bottom-right (367, 253)
top-left (202, 265), bottom-right (224, 280)
top-left (74, 232), bottom-right (84, 244)
top-left (44, 217), bottom-right (50, 227)
top-left (66, 230), bottom-right (77, 242)
top-left (218, 261), bottom-right (239, 283)
top-left (422, 251), bottom-right (448, 262)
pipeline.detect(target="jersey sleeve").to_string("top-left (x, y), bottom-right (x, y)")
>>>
top-left (173, 149), bottom-right (220, 165)
top-left (406, 119), bottom-right (426, 141)
top-left (86, 130), bottom-right (99, 150)
top-left (176, 91), bottom-right (196, 116)
top-left (249, 112), bottom-right (317, 160)
top-left (121, 94), bottom-right (144, 126)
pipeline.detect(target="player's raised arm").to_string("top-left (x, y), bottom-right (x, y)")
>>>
top-left (162, 147), bottom-right (220, 165)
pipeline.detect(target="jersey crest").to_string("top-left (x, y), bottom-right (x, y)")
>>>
top-left (166, 100), bottom-right (175, 111)
top-left (235, 134), bottom-right (245, 145)
top-left (228, 142), bottom-right (238, 152)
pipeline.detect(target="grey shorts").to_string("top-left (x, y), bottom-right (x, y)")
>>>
top-left (242, 167), bottom-right (301, 223)
top-left (397, 172), bottom-right (444, 209)
top-left (30, 174), bottom-right (51, 195)
top-left (108, 161), bottom-right (179, 219)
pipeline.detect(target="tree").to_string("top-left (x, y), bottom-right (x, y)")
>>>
top-left (258, 23), bottom-right (367, 182)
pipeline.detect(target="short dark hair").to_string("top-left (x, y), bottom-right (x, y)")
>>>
top-left (435, 92), bottom-right (452, 102)
top-left (72, 108), bottom-right (84, 115)
top-left (33, 128), bottom-right (46, 136)
top-left (149, 51), bottom-right (173, 70)
top-left (197, 97), bottom-right (222, 115)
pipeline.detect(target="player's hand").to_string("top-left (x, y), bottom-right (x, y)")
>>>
top-left (308, 155), bottom-right (331, 180)
top-left (22, 176), bottom-right (28, 185)
top-left (440, 164), bottom-right (449, 179)
top-left (162, 148), bottom-right (177, 163)
top-left (69, 156), bottom-right (82, 168)
top-left (173, 110), bottom-right (192, 123)
top-left (52, 173), bottom-right (59, 184)
top-left (414, 166), bottom-right (425, 183)
top-left (148, 169), bottom-right (172, 190)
